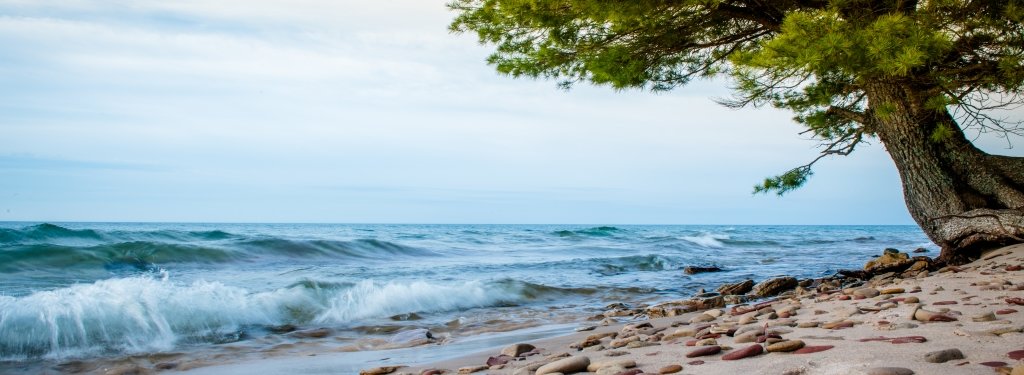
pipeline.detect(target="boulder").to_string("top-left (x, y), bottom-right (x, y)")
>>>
top-left (751, 277), bottom-right (798, 297)
top-left (501, 343), bottom-right (536, 357)
top-left (717, 280), bottom-right (754, 295)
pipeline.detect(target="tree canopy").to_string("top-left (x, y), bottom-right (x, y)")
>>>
top-left (450, 0), bottom-right (1024, 261)
top-left (450, 0), bottom-right (1024, 193)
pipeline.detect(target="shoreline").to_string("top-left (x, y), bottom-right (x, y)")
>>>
top-left (370, 245), bottom-right (1024, 375)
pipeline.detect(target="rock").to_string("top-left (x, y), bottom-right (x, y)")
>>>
top-left (913, 307), bottom-right (957, 322)
top-left (865, 250), bottom-right (911, 270)
top-left (685, 345), bottom-right (722, 358)
top-left (793, 345), bottom-right (834, 354)
top-left (502, 343), bottom-right (536, 357)
top-left (722, 344), bottom-right (763, 360)
top-left (1013, 364), bottom-right (1024, 375)
top-left (535, 356), bottom-right (590, 375)
top-left (487, 356), bottom-right (512, 366)
top-left (997, 309), bottom-right (1018, 315)
top-left (766, 340), bottom-right (805, 352)
top-left (854, 288), bottom-right (881, 298)
top-left (797, 321), bottom-right (820, 328)
top-left (913, 248), bottom-right (928, 253)
top-left (457, 365), bottom-right (488, 374)
top-left (420, 370), bottom-right (445, 375)
top-left (880, 288), bottom-right (905, 294)
top-left (751, 277), bottom-right (798, 297)
top-left (822, 320), bottom-right (855, 329)
top-left (690, 313), bottom-right (716, 323)
top-left (903, 296), bottom-right (919, 303)
top-left (923, 348), bottom-right (964, 363)
top-left (614, 370), bottom-right (643, 375)
top-left (718, 280), bottom-right (755, 295)
top-left (658, 364), bottom-right (683, 374)
top-left (684, 266), bottom-right (723, 275)
top-left (389, 329), bottom-right (434, 345)
top-left (361, 366), bottom-right (405, 375)
top-left (865, 367), bottom-right (914, 375)
top-left (587, 360), bottom-right (635, 372)
top-left (1008, 350), bottom-right (1024, 360)
top-left (971, 312), bottom-right (997, 322)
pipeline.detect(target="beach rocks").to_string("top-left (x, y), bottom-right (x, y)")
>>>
top-left (684, 266), bottom-right (722, 275)
top-left (535, 356), bottom-right (590, 375)
top-left (751, 277), bottom-right (798, 297)
top-left (658, 364), bottom-right (683, 374)
top-left (864, 249), bottom-right (911, 270)
top-left (924, 348), bottom-right (964, 363)
top-left (685, 345), bottom-right (721, 358)
top-left (361, 366), bottom-right (405, 375)
top-left (853, 288), bottom-right (881, 298)
top-left (501, 343), bottom-right (536, 357)
top-left (793, 345), bottom-right (833, 354)
top-left (722, 344), bottom-right (763, 360)
top-left (458, 365), bottom-right (488, 374)
top-left (766, 340), bottom-right (804, 352)
top-left (1008, 350), bottom-right (1024, 360)
top-left (717, 280), bottom-right (754, 295)
top-left (587, 359), bottom-right (635, 372)
top-left (913, 307), bottom-right (957, 322)
top-left (864, 367), bottom-right (914, 375)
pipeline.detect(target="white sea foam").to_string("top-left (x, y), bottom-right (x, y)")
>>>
top-left (681, 232), bottom-right (730, 248)
top-left (0, 276), bottom-right (531, 360)
top-left (315, 279), bottom-right (516, 323)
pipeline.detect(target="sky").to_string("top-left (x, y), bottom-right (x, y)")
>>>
top-left (0, 0), bottom-right (1021, 225)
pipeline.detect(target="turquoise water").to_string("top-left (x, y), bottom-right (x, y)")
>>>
top-left (0, 223), bottom-right (934, 363)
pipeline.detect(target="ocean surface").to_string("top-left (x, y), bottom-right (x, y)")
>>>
top-left (0, 223), bottom-right (935, 369)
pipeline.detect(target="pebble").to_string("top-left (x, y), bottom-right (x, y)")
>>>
top-left (924, 348), bottom-right (965, 363)
top-left (614, 370), bottom-right (643, 375)
top-left (903, 297), bottom-right (920, 303)
top-left (972, 312), bottom-right (997, 322)
top-left (535, 356), bottom-right (590, 375)
top-left (854, 288), bottom-right (881, 298)
top-left (1008, 350), bottom-right (1024, 360)
top-left (793, 345), bottom-right (833, 354)
top-left (822, 321), bottom-right (855, 329)
top-left (766, 340), bottom-right (805, 352)
top-left (658, 364), bottom-right (683, 374)
top-left (865, 367), bottom-right (914, 375)
top-left (880, 288), bottom-right (905, 294)
top-left (797, 321), bottom-right (820, 328)
top-left (998, 309), bottom-right (1019, 315)
top-left (721, 344), bottom-right (763, 360)
top-left (685, 345), bottom-right (721, 358)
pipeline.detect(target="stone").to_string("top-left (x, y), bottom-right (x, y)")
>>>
top-left (923, 348), bottom-right (964, 363)
top-left (880, 288), bottom-right (905, 294)
top-left (1013, 365), bottom-right (1024, 375)
top-left (291, 327), bottom-right (333, 339)
top-left (502, 343), bottom-right (536, 357)
top-left (614, 370), bottom-right (643, 375)
top-left (913, 308), bottom-right (957, 322)
top-left (587, 360), bottom-right (635, 372)
top-left (997, 309), bottom-right (1018, 315)
top-left (658, 364), bottom-right (683, 374)
top-left (718, 280), bottom-right (755, 295)
top-left (361, 366), bottom-right (406, 375)
top-left (854, 288), bottom-right (881, 298)
top-left (822, 320), bottom-right (855, 329)
top-left (797, 321), bottom-right (820, 328)
top-left (684, 266), bottom-right (722, 275)
top-left (457, 366), bottom-right (487, 374)
top-left (793, 345), bottom-right (834, 354)
top-left (487, 356), bottom-right (512, 366)
top-left (865, 250), bottom-right (911, 271)
top-left (721, 344), bottom-right (763, 360)
top-left (751, 277), bottom-right (798, 297)
top-left (865, 367), bottom-right (914, 375)
top-left (535, 356), bottom-right (590, 375)
top-left (972, 312), bottom-right (997, 322)
top-left (685, 345), bottom-right (722, 358)
top-left (766, 340), bottom-right (805, 352)
top-left (1008, 350), bottom-right (1024, 360)
top-left (690, 313), bottom-right (716, 323)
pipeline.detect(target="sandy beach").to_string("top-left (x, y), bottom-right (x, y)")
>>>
top-left (354, 245), bottom-right (1024, 375)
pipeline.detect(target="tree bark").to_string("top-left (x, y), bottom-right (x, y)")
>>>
top-left (865, 82), bottom-right (1024, 264)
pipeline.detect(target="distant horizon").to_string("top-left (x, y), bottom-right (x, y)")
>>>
top-left (0, 220), bottom-right (921, 226)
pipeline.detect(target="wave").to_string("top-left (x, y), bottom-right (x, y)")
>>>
top-left (0, 276), bottom-right (581, 360)
top-left (0, 235), bottom-right (434, 273)
top-left (0, 224), bottom-right (237, 245)
top-left (593, 254), bottom-right (677, 275)
top-left (0, 224), bottom-right (105, 244)
top-left (681, 232), bottom-right (730, 248)
top-left (552, 226), bottom-right (621, 237)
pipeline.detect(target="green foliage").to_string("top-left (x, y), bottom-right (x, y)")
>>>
top-left (451, 0), bottom-right (1024, 195)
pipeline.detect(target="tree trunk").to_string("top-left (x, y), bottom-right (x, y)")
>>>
top-left (865, 82), bottom-right (1024, 264)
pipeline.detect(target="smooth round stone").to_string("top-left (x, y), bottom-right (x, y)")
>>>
top-left (797, 321), bottom-right (820, 328)
top-left (501, 343), bottom-right (536, 357)
top-left (903, 296), bottom-right (920, 303)
top-left (854, 288), bottom-right (881, 298)
top-left (721, 344), bottom-right (763, 360)
top-left (865, 367), bottom-right (914, 375)
top-left (535, 356), bottom-right (591, 375)
top-left (685, 345), bottom-right (721, 358)
top-left (924, 348), bottom-right (964, 363)
top-left (587, 360), bottom-right (636, 372)
top-left (971, 312), bottom-right (997, 322)
top-left (658, 364), bottom-right (682, 374)
top-left (1009, 350), bottom-right (1024, 360)
top-left (766, 340), bottom-right (805, 352)
top-left (881, 288), bottom-right (905, 294)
